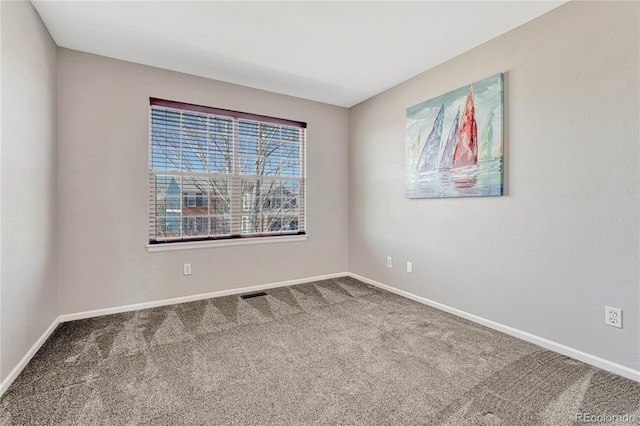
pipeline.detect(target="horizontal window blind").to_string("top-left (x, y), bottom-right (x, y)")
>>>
top-left (149, 98), bottom-right (306, 244)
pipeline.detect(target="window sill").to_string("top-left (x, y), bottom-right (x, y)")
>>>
top-left (146, 234), bottom-right (308, 252)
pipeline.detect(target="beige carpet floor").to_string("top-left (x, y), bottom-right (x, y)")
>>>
top-left (1, 276), bottom-right (638, 425)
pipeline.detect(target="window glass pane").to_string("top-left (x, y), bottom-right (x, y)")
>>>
top-left (238, 120), bottom-right (258, 138)
top-left (210, 216), bottom-right (230, 235)
top-left (154, 175), bottom-right (171, 194)
top-left (240, 179), bottom-right (286, 234)
top-left (208, 134), bottom-right (231, 173)
top-left (241, 215), bottom-right (261, 234)
top-left (264, 215), bottom-right (282, 232)
top-left (182, 217), bottom-right (197, 236)
top-left (282, 216), bottom-right (299, 231)
top-left (282, 180), bottom-right (300, 214)
top-left (210, 197), bottom-right (229, 216)
top-left (182, 132), bottom-right (206, 152)
top-left (239, 137), bottom-right (257, 175)
top-left (258, 124), bottom-right (281, 177)
top-left (209, 178), bottom-right (229, 197)
top-left (182, 178), bottom-right (208, 215)
top-left (164, 196), bottom-right (181, 213)
top-left (262, 180), bottom-right (282, 211)
top-left (152, 108), bottom-right (181, 129)
top-left (152, 128), bottom-right (178, 150)
top-left (281, 126), bottom-right (300, 143)
top-left (209, 116), bottom-right (233, 134)
top-left (182, 151), bottom-right (205, 173)
top-left (280, 143), bottom-right (300, 177)
top-left (260, 123), bottom-right (280, 141)
top-left (152, 149), bottom-right (180, 171)
top-left (155, 174), bottom-right (182, 236)
top-left (182, 112), bottom-right (208, 132)
top-left (241, 180), bottom-right (258, 213)
top-left (262, 142), bottom-right (280, 177)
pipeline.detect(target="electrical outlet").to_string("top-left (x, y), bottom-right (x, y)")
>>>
top-left (406, 261), bottom-right (413, 273)
top-left (183, 263), bottom-right (192, 276)
top-left (387, 257), bottom-right (393, 268)
top-left (605, 306), bottom-right (622, 328)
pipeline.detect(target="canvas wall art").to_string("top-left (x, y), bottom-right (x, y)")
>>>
top-left (406, 73), bottom-right (504, 198)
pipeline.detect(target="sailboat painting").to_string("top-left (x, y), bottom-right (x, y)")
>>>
top-left (406, 73), bottom-right (503, 198)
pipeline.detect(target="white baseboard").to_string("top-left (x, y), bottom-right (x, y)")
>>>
top-left (58, 272), bottom-right (349, 323)
top-left (0, 318), bottom-right (60, 396)
top-left (350, 272), bottom-right (640, 383)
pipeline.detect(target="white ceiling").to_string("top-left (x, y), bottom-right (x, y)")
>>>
top-left (32, 1), bottom-right (565, 107)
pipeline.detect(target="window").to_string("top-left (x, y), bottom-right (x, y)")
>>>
top-left (148, 98), bottom-right (306, 245)
top-left (185, 193), bottom-right (197, 207)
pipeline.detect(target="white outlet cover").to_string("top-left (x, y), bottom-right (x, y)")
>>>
top-left (605, 306), bottom-right (622, 328)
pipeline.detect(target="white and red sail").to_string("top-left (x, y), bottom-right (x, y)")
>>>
top-left (452, 86), bottom-right (478, 169)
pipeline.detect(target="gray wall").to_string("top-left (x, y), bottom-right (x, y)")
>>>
top-left (348, 1), bottom-right (639, 371)
top-left (0, 1), bottom-right (59, 382)
top-left (57, 49), bottom-right (350, 315)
